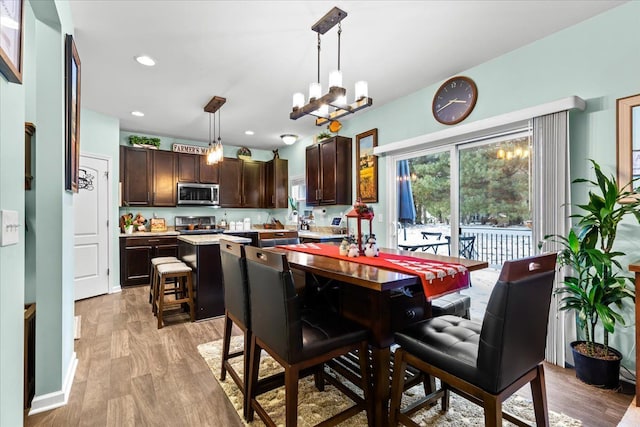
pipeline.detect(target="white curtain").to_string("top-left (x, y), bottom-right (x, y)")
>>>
top-left (532, 110), bottom-right (573, 366)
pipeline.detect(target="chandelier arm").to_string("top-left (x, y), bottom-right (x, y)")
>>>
top-left (317, 33), bottom-right (321, 84)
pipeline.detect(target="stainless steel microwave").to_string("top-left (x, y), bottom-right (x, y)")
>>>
top-left (177, 182), bottom-right (220, 206)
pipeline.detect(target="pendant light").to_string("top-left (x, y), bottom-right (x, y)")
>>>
top-left (204, 95), bottom-right (226, 165)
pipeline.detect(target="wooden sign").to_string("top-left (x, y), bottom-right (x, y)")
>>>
top-left (172, 143), bottom-right (208, 155)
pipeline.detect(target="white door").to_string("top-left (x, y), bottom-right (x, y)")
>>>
top-left (74, 154), bottom-right (110, 300)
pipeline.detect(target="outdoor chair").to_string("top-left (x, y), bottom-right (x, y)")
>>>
top-left (389, 253), bottom-right (557, 427)
top-left (445, 235), bottom-right (477, 259)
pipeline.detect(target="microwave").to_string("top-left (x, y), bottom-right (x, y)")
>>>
top-left (177, 182), bottom-right (220, 206)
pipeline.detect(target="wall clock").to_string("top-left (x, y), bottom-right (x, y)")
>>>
top-left (432, 76), bottom-right (478, 125)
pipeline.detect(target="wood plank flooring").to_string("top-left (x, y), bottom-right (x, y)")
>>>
top-left (27, 286), bottom-right (633, 426)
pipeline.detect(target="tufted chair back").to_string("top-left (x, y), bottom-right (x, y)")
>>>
top-left (476, 253), bottom-right (556, 393)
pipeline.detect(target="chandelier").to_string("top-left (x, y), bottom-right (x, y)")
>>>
top-left (204, 96), bottom-right (226, 164)
top-left (289, 7), bottom-right (373, 126)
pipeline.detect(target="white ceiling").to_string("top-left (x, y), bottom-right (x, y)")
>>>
top-left (69, 0), bottom-right (625, 150)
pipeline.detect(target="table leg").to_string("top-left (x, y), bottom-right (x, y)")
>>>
top-left (371, 346), bottom-right (391, 427)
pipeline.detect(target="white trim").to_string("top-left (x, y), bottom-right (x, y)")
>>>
top-left (374, 96), bottom-right (585, 156)
top-left (28, 352), bottom-right (77, 415)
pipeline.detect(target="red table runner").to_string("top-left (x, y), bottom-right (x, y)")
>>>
top-left (277, 243), bottom-right (469, 300)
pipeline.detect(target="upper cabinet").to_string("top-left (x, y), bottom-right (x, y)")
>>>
top-left (152, 150), bottom-right (177, 206)
top-left (177, 152), bottom-right (219, 184)
top-left (306, 136), bottom-right (352, 206)
top-left (121, 147), bottom-right (284, 208)
top-left (265, 158), bottom-right (288, 209)
top-left (219, 158), bottom-right (264, 208)
top-left (121, 146), bottom-right (152, 206)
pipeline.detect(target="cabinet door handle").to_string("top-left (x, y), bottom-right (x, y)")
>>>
top-left (147, 239), bottom-right (160, 243)
top-left (275, 232), bottom-right (285, 237)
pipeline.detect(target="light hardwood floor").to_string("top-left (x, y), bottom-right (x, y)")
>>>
top-left (27, 286), bottom-right (633, 426)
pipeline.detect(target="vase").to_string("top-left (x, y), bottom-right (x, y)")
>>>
top-left (125, 225), bottom-right (134, 235)
top-left (571, 340), bottom-right (622, 389)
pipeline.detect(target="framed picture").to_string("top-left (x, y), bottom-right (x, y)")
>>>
top-left (355, 128), bottom-right (378, 203)
top-left (0, 0), bottom-right (24, 83)
top-left (65, 34), bottom-right (81, 193)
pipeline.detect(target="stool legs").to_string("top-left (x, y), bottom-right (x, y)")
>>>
top-left (156, 269), bottom-right (195, 329)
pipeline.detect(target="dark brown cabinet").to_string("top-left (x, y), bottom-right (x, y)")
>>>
top-left (122, 146), bottom-right (152, 206)
top-left (219, 158), bottom-right (264, 208)
top-left (305, 136), bottom-right (352, 205)
top-left (178, 152), bottom-right (219, 184)
top-left (152, 150), bottom-right (177, 206)
top-left (119, 235), bottom-right (178, 286)
top-left (265, 158), bottom-right (288, 208)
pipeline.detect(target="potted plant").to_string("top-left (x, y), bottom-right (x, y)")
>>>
top-left (128, 135), bottom-right (161, 149)
top-left (124, 215), bottom-right (134, 234)
top-left (541, 160), bottom-right (640, 388)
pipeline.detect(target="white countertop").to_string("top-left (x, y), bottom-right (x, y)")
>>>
top-left (297, 231), bottom-right (346, 239)
top-left (178, 234), bottom-right (252, 246)
top-left (119, 230), bottom-right (180, 237)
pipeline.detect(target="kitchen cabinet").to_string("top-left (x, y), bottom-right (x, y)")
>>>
top-left (121, 146), bottom-right (152, 206)
top-left (265, 158), bottom-right (288, 208)
top-left (219, 158), bottom-right (264, 208)
top-left (305, 136), bottom-right (352, 206)
top-left (178, 152), bottom-right (219, 184)
top-left (119, 235), bottom-right (178, 286)
top-left (152, 150), bottom-right (177, 206)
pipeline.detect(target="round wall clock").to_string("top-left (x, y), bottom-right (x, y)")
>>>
top-left (432, 76), bottom-right (478, 125)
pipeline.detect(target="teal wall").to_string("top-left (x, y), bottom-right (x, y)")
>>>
top-left (282, 1), bottom-right (640, 371)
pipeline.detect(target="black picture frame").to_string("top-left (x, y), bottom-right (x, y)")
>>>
top-left (0, 0), bottom-right (24, 83)
top-left (65, 34), bottom-right (81, 192)
top-left (355, 128), bottom-right (378, 203)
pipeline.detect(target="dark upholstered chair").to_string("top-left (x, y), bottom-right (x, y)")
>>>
top-left (219, 239), bottom-right (251, 419)
top-left (389, 253), bottom-right (557, 427)
top-left (244, 246), bottom-right (372, 427)
top-left (430, 292), bottom-right (471, 319)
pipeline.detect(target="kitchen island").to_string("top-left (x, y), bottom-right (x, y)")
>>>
top-left (178, 234), bottom-right (251, 320)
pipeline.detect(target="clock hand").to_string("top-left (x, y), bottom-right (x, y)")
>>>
top-left (436, 100), bottom-right (454, 113)
top-left (450, 99), bottom-right (467, 104)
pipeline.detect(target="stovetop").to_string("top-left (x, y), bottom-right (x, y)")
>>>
top-left (174, 215), bottom-right (222, 234)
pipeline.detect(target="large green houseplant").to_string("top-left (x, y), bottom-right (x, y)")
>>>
top-left (542, 160), bottom-right (640, 388)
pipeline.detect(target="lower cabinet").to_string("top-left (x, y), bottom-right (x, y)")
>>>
top-left (178, 241), bottom-right (224, 320)
top-left (119, 235), bottom-right (178, 286)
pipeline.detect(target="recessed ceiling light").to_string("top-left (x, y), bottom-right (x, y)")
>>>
top-left (134, 55), bottom-right (156, 66)
top-left (131, 111), bottom-right (145, 117)
top-left (244, 130), bottom-right (254, 135)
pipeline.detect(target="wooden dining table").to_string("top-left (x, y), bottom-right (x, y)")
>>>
top-left (270, 246), bottom-right (488, 427)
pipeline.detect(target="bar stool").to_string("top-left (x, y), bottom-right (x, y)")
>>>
top-left (149, 256), bottom-right (180, 309)
top-left (155, 262), bottom-right (195, 329)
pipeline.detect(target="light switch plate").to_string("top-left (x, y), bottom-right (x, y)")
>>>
top-left (0, 210), bottom-right (19, 246)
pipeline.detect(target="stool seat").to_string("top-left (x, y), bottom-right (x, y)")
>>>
top-left (155, 262), bottom-right (195, 329)
top-left (149, 256), bottom-right (180, 305)
top-left (431, 293), bottom-right (471, 319)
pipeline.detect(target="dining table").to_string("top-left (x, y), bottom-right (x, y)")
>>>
top-left (269, 244), bottom-right (488, 427)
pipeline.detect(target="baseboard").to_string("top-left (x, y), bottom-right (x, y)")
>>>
top-left (28, 352), bottom-right (78, 416)
top-left (110, 284), bottom-right (122, 294)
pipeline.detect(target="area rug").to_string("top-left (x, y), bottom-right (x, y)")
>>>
top-left (198, 336), bottom-right (581, 426)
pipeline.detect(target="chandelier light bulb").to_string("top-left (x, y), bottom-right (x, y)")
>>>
top-left (309, 82), bottom-right (322, 101)
top-left (317, 104), bottom-right (329, 117)
top-left (292, 92), bottom-right (305, 110)
top-left (355, 81), bottom-right (368, 101)
top-left (335, 95), bottom-right (347, 107)
top-left (329, 70), bottom-right (343, 88)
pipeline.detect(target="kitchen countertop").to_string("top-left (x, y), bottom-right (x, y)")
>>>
top-left (178, 234), bottom-right (252, 246)
top-left (119, 230), bottom-right (180, 237)
top-left (297, 231), bottom-right (346, 239)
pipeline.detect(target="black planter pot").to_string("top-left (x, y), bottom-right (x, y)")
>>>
top-left (571, 340), bottom-right (622, 389)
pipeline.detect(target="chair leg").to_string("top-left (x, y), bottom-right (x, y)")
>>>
top-left (483, 394), bottom-right (502, 427)
top-left (246, 336), bottom-right (261, 422)
top-left (389, 348), bottom-right (408, 426)
top-left (314, 364), bottom-right (325, 392)
top-left (186, 272), bottom-right (195, 322)
top-left (157, 276), bottom-right (165, 329)
top-left (242, 330), bottom-right (252, 420)
top-left (220, 313), bottom-right (232, 381)
top-left (441, 382), bottom-right (450, 411)
top-left (285, 366), bottom-right (300, 427)
top-left (530, 364), bottom-right (549, 426)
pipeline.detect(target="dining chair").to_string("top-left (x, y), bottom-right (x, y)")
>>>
top-left (218, 239), bottom-right (251, 419)
top-left (389, 253), bottom-right (557, 427)
top-left (244, 246), bottom-right (372, 427)
top-left (445, 235), bottom-right (477, 259)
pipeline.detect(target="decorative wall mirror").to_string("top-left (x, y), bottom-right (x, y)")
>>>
top-left (617, 94), bottom-right (640, 197)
